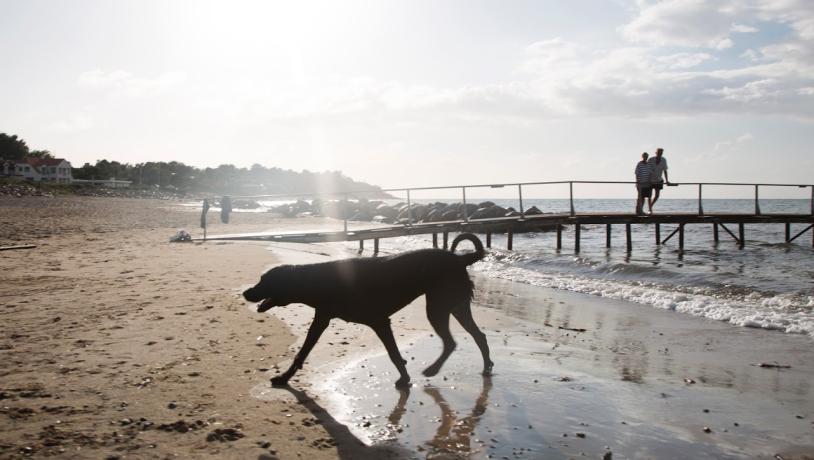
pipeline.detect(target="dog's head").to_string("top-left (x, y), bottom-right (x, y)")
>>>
top-left (242, 265), bottom-right (297, 312)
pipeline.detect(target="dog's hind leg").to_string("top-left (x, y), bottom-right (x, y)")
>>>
top-left (370, 319), bottom-right (411, 388)
top-left (422, 300), bottom-right (456, 377)
top-left (271, 313), bottom-right (330, 387)
top-left (452, 305), bottom-right (494, 376)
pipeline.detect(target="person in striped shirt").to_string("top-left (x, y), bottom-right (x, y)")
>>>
top-left (635, 152), bottom-right (652, 215)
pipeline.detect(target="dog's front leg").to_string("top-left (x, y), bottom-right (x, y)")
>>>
top-left (271, 313), bottom-right (330, 387)
top-left (371, 320), bottom-right (411, 389)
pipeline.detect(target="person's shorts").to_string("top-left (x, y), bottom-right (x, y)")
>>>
top-left (638, 185), bottom-right (652, 198)
top-left (652, 181), bottom-right (664, 191)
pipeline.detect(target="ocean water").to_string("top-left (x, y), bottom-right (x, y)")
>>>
top-left (241, 197), bottom-right (813, 336)
top-left (341, 198), bottom-right (814, 337)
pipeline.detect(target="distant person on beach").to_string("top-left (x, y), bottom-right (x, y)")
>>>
top-left (201, 199), bottom-right (210, 229)
top-left (635, 152), bottom-right (652, 215)
top-left (647, 147), bottom-right (669, 213)
top-left (220, 196), bottom-right (232, 224)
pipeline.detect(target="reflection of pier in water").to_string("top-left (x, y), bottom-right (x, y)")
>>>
top-left (202, 180), bottom-right (814, 251)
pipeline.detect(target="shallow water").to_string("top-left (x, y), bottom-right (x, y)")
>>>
top-left (308, 277), bottom-right (814, 459)
top-left (336, 199), bottom-right (814, 337)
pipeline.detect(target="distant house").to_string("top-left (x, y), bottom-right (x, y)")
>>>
top-left (0, 158), bottom-right (73, 183)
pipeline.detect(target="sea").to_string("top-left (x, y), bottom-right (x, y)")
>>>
top-left (252, 198), bottom-right (814, 338)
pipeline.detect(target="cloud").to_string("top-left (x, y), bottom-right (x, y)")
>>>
top-left (78, 69), bottom-right (185, 97)
top-left (621, 0), bottom-right (738, 49)
top-left (711, 132), bottom-right (754, 156)
top-left (50, 114), bottom-right (94, 133)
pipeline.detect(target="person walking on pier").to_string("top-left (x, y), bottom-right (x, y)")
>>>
top-left (647, 147), bottom-right (669, 213)
top-left (635, 152), bottom-right (652, 215)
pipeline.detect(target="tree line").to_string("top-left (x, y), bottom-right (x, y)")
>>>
top-left (1, 132), bottom-right (387, 196)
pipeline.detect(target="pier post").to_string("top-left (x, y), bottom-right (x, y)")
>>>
top-left (486, 231), bottom-right (492, 248)
top-left (556, 225), bottom-right (562, 250)
top-left (359, 239), bottom-right (364, 253)
top-left (443, 231), bottom-right (449, 250)
top-left (508, 228), bottom-right (514, 251)
top-left (569, 182), bottom-right (575, 217)
top-left (754, 185), bottom-right (761, 216)
top-left (432, 233), bottom-right (438, 248)
top-left (462, 187), bottom-right (469, 222)
top-left (625, 223), bottom-right (632, 252)
top-left (374, 238), bottom-right (379, 254)
top-left (739, 223), bottom-right (745, 249)
top-left (574, 224), bottom-right (580, 253)
top-left (518, 184), bottom-right (525, 218)
top-left (678, 224), bottom-right (685, 251)
top-left (406, 189), bottom-right (413, 226)
top-left (785, 223), bottom-right (791, 242)
top-left (713, 223), bottom-right (719, 243)
top-left (606, 224), bottom-right (611, 248)
top-left (698, 184), bottom-right (704, 215)
top-left (655, 223), bottom-right (661, 245)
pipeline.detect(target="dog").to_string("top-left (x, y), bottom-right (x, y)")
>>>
top-left (242, 233), bottom-right (493, 388)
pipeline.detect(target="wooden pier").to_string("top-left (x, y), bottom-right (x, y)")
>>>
top-left (199, 180), bottom-right (814, 252)
top-left (201, 212), bottom-right (814, 252)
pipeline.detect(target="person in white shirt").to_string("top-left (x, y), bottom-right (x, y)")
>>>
top-left (647, 148), bottom-right (669, 213)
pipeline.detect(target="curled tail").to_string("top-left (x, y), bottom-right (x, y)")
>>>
top-left (450, 233), bottom-right (485, 266)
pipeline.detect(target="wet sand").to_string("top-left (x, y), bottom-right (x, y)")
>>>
top-left (2, 196), bottom-right (814, 459)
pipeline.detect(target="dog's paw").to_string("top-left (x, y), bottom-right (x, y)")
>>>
top-left (270, 375), bottom-right (290, 387)
top-left (394, 377), bottom-right (411, 389)
top-left (482, 361), bottom-right (494, 376)
top-left (422, 365), bottom-right (441, 377)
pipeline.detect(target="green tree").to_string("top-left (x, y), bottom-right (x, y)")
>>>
top-left (29, 149), bottom-right (54, 159)
top-left (0, 133), bottom-right (30, 160)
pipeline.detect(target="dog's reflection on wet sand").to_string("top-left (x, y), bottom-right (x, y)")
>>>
top-left (279, 376), bottom-right (493, 459)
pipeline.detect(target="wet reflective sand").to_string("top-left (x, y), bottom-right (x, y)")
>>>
top-left (254, 270), bottom-right (814, 459)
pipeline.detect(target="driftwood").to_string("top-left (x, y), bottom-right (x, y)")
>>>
top-left (544, 322), bottom-right (587, 333)
top-left (0, 245), bottom-right (36, 251)
top-left (753, 362), bottom-right (792, 369)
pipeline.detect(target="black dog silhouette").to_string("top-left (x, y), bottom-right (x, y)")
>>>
top-left (243, 233), bottom-right (493, 388)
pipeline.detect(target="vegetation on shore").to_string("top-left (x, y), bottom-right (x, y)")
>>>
top-left (1, 132), bottom-right (390, 197)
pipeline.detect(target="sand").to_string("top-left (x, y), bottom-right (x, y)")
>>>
top-left (2, 196), bottom-right (814, 459)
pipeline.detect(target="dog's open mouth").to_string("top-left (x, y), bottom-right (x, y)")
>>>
top-left (257, 299), bottom-right (275, 313)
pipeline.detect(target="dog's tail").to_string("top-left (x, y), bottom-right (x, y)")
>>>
top-left (450, 233), bottom-right (485, 266)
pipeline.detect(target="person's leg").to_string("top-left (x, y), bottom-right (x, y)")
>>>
top-left (635, 186), bottom-right (643, 214)
top-left (651, 186), bottom-right (661, 212)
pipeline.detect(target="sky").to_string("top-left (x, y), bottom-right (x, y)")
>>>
top-left (1, 0), bottom-right (813, 198)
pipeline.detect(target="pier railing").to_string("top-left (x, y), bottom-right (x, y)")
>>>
top-left (231, 180), bottom-right (814, 230)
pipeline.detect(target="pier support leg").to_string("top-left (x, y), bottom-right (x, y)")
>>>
top-left (359, 239), bottom-right (364, 253)
top-left (432, 233), bottom-right (438, 248)
top-left (507, 228), bottom-right (513, 251)
top-left (655, 223), bottom-right (661, 246)
top-left (713, 223), bottom-right (719, 243)
top-left (374, 238), bottom-right (379, 255)
top-left (443, 232), bottom-right (449, 250)
top-left (486, 231), bottom-right (492, 249)
top-left (679, 224), bottom-right (685, 252)
top-left (556, 225), bottom-right (562, 251)
top-left (574, 224), bottom-right (580, 253)
top-left (739, 224), bottom-right (745, 249)
top-left (606, 224), bottom-right (611, 248)
top-left (625, 223), bottom-right (632, 252)
top-left (785, 223), bottom-right (791, 243)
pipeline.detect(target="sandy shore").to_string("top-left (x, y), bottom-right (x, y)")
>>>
top-left (2, 196), bottom-right (814, 459)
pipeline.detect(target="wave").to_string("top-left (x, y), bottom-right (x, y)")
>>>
top-left (475, 255), bottom-right (814, 336)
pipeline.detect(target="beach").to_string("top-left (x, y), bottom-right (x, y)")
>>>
top-left (2, 196), bottom-right (814, 459)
